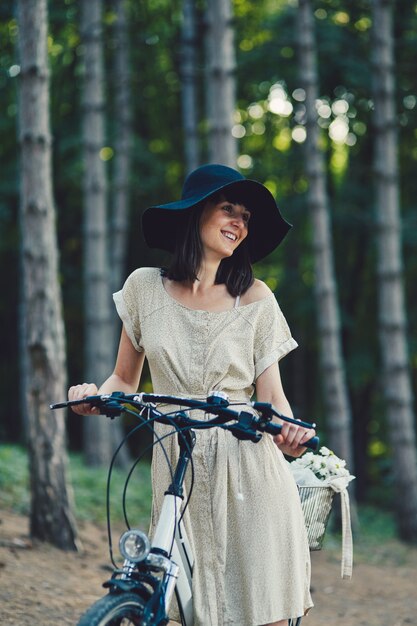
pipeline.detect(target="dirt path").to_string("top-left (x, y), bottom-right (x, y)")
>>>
top-left (1, 509), bottom-right (416, 625)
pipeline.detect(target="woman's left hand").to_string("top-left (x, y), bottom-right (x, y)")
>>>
top-left (273, 420), bottom-right (316, 457)
top-left (255, 361), bottom-right (316, 457)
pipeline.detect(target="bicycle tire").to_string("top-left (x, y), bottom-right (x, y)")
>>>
top-left (77, 592), bottom-right (147, 626)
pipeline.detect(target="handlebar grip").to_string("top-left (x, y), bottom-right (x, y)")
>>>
top-left (301, 435), bottom-right (319, 451)
top-left (50, 395), bottom-right (125, 419)
top-left (263, 422), bottom-right (319, 451)
top-left (50, 401), bottom-right (70, 409)
top-left (50, 395), bottom-right (102, 410)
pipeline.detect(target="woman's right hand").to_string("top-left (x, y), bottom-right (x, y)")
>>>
top-left (68, 382), bottom-right (100, 415)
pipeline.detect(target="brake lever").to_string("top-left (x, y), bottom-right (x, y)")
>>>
top-left (252, 402), bottom-right (316, 430)
top-left (50, 392), bottom-right (126, 419)
top-left (99, 400), bottom-right (124, 419)
top-left (226, 412), bottom-right (262, 443)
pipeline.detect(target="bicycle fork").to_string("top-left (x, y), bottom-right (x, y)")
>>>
top-left (152, 428), bottom-right (196, 625)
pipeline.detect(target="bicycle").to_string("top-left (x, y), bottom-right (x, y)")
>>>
top-left (51, 391), bottom-right (319, 626)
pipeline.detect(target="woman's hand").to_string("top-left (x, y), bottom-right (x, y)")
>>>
top-left (273, 421), bottom-right (316, 458)
top-left (255, 362), bottom-right (316, 457)
top-left (68, 382), bottom-right (100, 415)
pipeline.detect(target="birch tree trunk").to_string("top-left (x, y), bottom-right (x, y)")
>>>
top-left (17, 0), bottom-right (79, 549)
top-left (109, 0), bottom-right (133, 468)
top-left (81, 0), bottom-right (114, 465)
top-left (297, 0), bottom-right (354, 468)
top-left (181, 0), bottom-right (200, 173)
top-left (371, 0), bottom-right (417, 542)
top-left (111, 0), bottom-right (132, 296)
top-left (205, 0), bottom-right (237, 167)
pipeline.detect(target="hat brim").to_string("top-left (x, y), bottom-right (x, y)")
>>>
top-left (142, 179), bottom-right (291, 263)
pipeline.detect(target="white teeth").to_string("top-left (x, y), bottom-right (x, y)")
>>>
top-left (222, 231), bottom-right (237, 241)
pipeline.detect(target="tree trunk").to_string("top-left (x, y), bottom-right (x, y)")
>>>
top-left (205, 0), bottom-right (237, 167)
top-left (111, 0), bottom-right (132, 296)
top-left (17, 0), bottom-right (79, 550)
top-left (371, 0), bottom-right (417, 542)
top-left (109, 0), bottom-right (133, 468)
top-left (181, 0), bottom-right (200, 173)
top-left (81, 0), bottom-right (114, 465)
top-left (297, 0), bottom-right (354, 469)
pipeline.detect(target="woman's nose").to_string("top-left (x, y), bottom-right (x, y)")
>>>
top-left (231, 213), bottom-right (245, 227)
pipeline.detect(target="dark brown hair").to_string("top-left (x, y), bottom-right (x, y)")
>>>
top-left (163, 192), bottom-right (254, 297)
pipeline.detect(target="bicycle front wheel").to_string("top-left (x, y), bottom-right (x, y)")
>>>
top-left (77, 592), bottom-right (148, 626)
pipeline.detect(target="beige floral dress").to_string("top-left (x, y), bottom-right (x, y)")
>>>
top-left (113, 267), bottom-right (313, 625)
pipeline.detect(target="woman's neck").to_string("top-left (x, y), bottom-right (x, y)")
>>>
top-left (164, 260), bottom-right (235, 311)
top-left (192, 259), bottom-right (220, 294)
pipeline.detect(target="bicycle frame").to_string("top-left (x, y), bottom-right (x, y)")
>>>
top-left (150, 428), bottom-right (196, 625)
top-left (50, 392), bottom-right (317, 625)
top-left (106, 426), bottom-right (197, 625)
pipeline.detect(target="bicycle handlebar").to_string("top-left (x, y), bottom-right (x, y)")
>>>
top-left (50, 391), bottom-right (319, 451)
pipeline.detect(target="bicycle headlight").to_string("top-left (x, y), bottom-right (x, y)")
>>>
top-left (119, 529), bottom-right (151, 563)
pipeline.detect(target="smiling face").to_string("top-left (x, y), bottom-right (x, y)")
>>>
top-left (199, 197), bottom-right (251, 261)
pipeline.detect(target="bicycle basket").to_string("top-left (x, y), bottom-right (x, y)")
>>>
top-left (297, 486), bottom-right (334, 551)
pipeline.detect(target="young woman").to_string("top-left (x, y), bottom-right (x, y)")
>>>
top-left (69, 164), bottom-right (315, 626)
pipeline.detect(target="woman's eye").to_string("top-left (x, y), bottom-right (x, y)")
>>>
top-left (222, 204), bottom-right (250, 223)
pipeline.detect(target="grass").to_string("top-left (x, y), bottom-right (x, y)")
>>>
top-left (1, 443), bottom-right (416, 567)
top-left (325, 501), bottom-right (396, 544)
top-left (0, 444), bottom-right (30, 514)
top-left (0, 444), bottom-right (152, 528)
top-left (321, 499), bottom-right (417, 567)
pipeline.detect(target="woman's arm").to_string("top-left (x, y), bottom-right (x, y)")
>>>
top-left (68, 325), bottom-right (146, 415)
top-left (255, 361), bottom-right (315, 457)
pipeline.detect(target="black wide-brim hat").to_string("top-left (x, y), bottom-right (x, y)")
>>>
top-left (142, 164), bottom-right (291, 263)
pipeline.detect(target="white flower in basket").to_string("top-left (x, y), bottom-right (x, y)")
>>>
top-left (290, 447), bottom-right (355, 579)
top-left (291, 446), bottom-right (354, 487)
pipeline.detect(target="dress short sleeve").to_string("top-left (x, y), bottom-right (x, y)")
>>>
top-left (113, 270), bottom-right (144, 352)
top-left (253, 296), bottom-right (298, 380)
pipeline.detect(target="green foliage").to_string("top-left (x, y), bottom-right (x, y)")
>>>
top-left (356, 505), bottom-right (397, 543)
top-left (1, 0), bottom-right (417, 513)
top-left (326, 502), bottom-right (397, 553)
top-left (69, 452), bottom-right (152, 527)
top-left (3, 445), bottom-right (407, 563)
top-left (324, 504), bottom-right (415, 567)
top-left (0, 445), bottom-right (30, 514)
top-left (0, 445), bottom-right (152, 527)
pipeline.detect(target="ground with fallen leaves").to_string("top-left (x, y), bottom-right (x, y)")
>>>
top-left (1, 509), bottom-right (416, 625)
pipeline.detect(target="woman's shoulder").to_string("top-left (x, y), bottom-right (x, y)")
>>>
top-left (123, 266), bottom-right (160, 288)
top-left (240, 278), bottom-right (274, 306)
top-left (116, 267), bottom-right (162, 318)
top-left (127, 266), bottom-right (160, 279)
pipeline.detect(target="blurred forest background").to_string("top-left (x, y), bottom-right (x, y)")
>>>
top-left (1, 0), bottom-right (417, 548)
